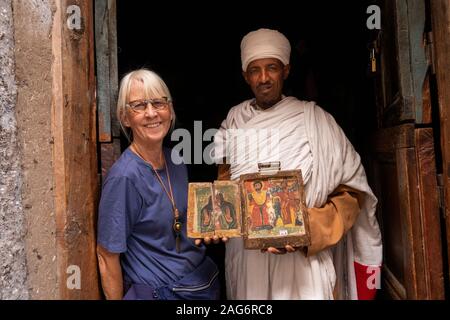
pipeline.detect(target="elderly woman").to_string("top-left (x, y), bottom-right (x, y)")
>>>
top-left (97, 69), bottom-right (220, 300)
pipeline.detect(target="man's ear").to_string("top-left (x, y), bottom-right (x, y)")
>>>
top-left (242, 71), bottom-right (250, 85)
top-left (283, 64), bottom-right (291, 80)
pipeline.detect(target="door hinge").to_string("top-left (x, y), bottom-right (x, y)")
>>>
top-left (425, 31), bottom-right (436, 75)
top-left (437, 174), bottom-right (447, 219)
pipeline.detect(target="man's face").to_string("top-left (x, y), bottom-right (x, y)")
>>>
top-left (243, 58), bottom-right (290, 109)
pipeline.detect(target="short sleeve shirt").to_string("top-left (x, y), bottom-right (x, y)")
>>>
top-left (97, 147), bottom-right (206, 288)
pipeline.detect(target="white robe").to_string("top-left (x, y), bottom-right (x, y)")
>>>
top-left (214, 96), bottom-right (382, 300)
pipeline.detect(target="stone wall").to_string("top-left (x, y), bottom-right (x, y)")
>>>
top-left (0, 0), bottom-right (28, 300)
top-left (12, 0), bottom-right (58, 299)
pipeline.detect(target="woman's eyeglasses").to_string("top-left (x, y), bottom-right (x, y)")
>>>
top-left (126, 97), bottom-right (171, 113)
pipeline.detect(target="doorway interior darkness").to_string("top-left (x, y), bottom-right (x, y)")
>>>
top-left (116, 0), bottom-right (378, 298)
top-left (117, 1), bottom-right (378, 178)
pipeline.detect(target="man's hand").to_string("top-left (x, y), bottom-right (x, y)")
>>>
top-left (195, 236), bottom-right (229, 246)
top-left (262, 245), bottom-right (297, 254)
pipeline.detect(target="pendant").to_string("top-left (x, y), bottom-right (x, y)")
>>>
top-left (173, 219), bottom-right (182, 233)
top-left (173, 218), bottom-right (182, 253)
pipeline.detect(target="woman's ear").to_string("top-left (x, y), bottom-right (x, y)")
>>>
top-left (121, 110), bottom-right (131, 127)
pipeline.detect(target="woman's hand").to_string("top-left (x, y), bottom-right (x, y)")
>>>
top-left (194, 236), bottom-right (229, 246)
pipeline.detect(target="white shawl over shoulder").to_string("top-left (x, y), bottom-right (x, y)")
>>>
top-left (303, 100), bottom-right (382, 299)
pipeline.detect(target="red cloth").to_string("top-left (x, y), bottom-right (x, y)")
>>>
top-left (354, 261), bottom-right (379, 300)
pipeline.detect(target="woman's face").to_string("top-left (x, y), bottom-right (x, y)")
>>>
top-left (123, 80), bottom-right (172, 147)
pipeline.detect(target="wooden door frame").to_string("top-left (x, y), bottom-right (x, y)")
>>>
top-left (431, 0), bottom-right (450, 291)
top-left (51, 0), bottom-right (100, 299)
top-left (372, 125), bottom-right (444, 299)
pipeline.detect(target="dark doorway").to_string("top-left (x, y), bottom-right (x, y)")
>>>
top-left (117, 0), bottom-right (378, 160)
top-left (116, 0), bottom-right (378, 299)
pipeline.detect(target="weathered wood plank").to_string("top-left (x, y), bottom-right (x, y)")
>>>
top-left (431, 0), bottom-right (450, 291)
top-left (101, 139), bottom-right (121, 179)
top-left (52, 0), bottom-right (100, 299)
top-left (383, 266), bottom-right (407, 300)
top-left (421, 72), bottom-right (433, 124)
top-left (372, 123), bottom-right (415, 153)
top-left (396, 147), bottom-right (419, 299)
top-left (379, 0), bottom-right (428, 125)
top-left (415, 128), bottom-right (445, 299)
top-left (408, 0), bottom-right (428, 123)
top-left (396, 0), bottom-right (416, 122)
top-left (108, 0), bottom-right (120, 138)
top-left (95, 0), bottom-right (112, 142)
top-left (95, 0), bottom-right (119, 141)
top-left (380, 0), bottom-right (400, 110)
top-left (373, 127), bottom-right (443, 299)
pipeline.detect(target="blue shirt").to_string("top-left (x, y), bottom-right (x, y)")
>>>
top-left (97, 147), bottom-right (206, 288)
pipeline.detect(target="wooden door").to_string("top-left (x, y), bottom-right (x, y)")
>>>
top-left (430, 0), bottom-right (450, 294)
top-left (370, 0), bottom-right (445, 299)
top-left (371, 125), bottom-right (444, 299)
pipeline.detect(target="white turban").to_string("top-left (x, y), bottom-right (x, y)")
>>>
top-left (240, 28), bottom-right (291, 71)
